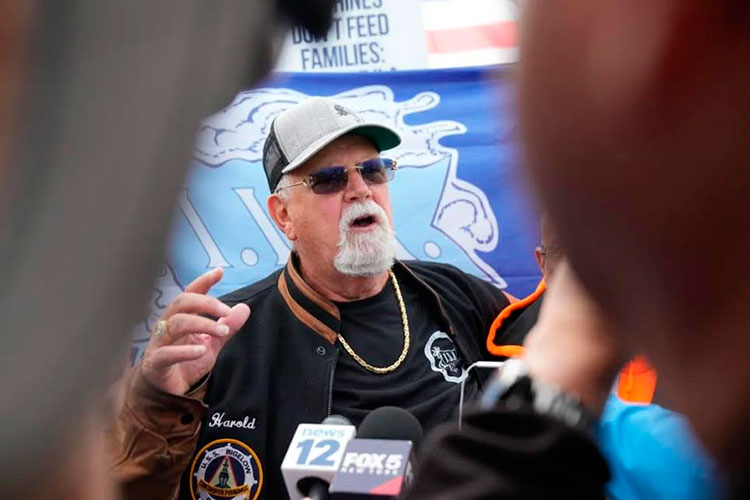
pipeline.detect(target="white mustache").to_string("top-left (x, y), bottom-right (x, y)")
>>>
top-left (339, 200), bottom-right (389, 230)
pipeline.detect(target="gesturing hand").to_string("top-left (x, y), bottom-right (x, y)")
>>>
top-left (140, 267), bottom-right (251, 395)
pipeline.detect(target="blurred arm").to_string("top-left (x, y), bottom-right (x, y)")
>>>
top-left (106, 365), bottom-right (208, 500)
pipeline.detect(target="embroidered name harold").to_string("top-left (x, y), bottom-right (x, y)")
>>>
top-left (209, 412), bottom-right (257, 430)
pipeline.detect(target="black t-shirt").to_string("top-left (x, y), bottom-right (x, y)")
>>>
top-left (332, 277), bottom-right (479, 434)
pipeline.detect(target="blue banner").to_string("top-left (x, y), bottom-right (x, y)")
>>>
top-left (134, 66), bottom-right (541, 359)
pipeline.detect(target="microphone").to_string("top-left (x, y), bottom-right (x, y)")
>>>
top-left (281, 415), bottom-right (357, 500)
top-left (329, 407), bottom-right (423, 499)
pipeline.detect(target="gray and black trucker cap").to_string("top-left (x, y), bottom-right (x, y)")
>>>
top-left (262, 97), bottom-right (401, 192)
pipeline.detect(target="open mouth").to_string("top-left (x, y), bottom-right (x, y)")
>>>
top-left (350, 215), bottom-right (376, 228)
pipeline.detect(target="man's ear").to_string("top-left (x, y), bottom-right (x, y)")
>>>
top-left (267, 194), bottom-right (297, 242)
top-left (535, 247), bottom-right (545, 276)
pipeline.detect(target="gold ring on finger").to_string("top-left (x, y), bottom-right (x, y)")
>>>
top-left (153, 319), bottom-right (171, 343)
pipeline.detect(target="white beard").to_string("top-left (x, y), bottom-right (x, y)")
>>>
top-left (333, 200), bottom-right (397, 276)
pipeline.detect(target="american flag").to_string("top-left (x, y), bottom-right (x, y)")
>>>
top-left (422, 0), bottom-right (519, 68)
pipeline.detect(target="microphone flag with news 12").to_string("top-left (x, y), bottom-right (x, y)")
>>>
top-left (281, 415), bottom-right (357, 500)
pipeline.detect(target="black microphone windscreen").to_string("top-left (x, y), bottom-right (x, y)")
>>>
top-left (357, 407), bottom-right (423, 450)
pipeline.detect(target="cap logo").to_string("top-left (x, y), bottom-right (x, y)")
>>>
top-left (334, 104), bottom-right (364, 123)
top-left (333, 104), bottom-right (351, 116)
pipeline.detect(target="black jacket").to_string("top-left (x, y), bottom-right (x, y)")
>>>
top-left (176, 257), bottom-right (510, 500)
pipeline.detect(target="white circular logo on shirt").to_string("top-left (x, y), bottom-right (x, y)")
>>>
top-left (424, 331), bottom-right (468, 383)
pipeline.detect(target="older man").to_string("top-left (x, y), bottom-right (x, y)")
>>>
top-left (109, 97), bottom-right (512, 500)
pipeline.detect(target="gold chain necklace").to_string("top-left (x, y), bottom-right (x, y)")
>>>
top-left (337, 270), bottom-right (410, 374)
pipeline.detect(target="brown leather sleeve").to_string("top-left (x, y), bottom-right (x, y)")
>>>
top-left (106, 365), bottom-right (208, 500)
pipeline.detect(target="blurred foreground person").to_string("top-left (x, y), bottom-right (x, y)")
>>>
top-left (487, 216), bottom-right (721, 500)
top-left (520, 0), bottom-right (750, 495)
top-left (0, 1), bottom-right (334, 499)
top-left (410, 263), bottom-right (718, 498)
top-left (410, 0), bottom-right (750, 498)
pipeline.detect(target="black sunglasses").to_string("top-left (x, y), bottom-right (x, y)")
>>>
top-left (275, 158), bottom-right (398, 195)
